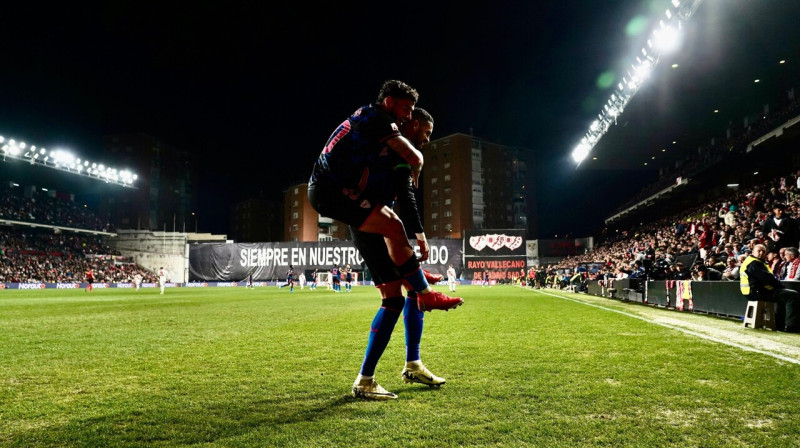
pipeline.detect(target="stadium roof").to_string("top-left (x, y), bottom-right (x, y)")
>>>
top-left (577, 0), bottom-right (800, 172)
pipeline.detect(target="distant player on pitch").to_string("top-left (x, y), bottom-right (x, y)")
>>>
top-left (158, 267), bottom-right (168, 294)
top-left (85, 267), bottom-right (95, 293)
top-left (134, 273), bottom-right (143, 291)
top-left (447, 264), bottom-right (457, 292)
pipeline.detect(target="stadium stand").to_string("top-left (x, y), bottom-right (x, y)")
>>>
top-left (551, 168), bottom-right (800, 285)
top-left (1, 183), bottom-right (112, 232)
top-left (1, 183), bottom-right (158, 283)
top-left (0, 227), bottom-right (157, 283)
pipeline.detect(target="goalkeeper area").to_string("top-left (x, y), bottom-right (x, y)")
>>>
top-left (2, 285), bottom-right (799, 447)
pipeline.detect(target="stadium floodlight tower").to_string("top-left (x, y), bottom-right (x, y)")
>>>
top-left (0, 133), bottom-right (137, 187)
top-left (571, 0), bottom-right (704, 167)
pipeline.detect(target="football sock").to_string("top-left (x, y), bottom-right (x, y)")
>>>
top-left (403, 296), bottom-right (424, 362)
top-left (397, 257), bottom-right (430, 293)
top-left (359, 298), bottom-right (402, 377)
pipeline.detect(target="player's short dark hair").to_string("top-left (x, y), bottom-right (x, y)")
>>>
top-left (377, 80), bottom-right (418, 104)
top-left (412, 107), bottom-right (433, 124)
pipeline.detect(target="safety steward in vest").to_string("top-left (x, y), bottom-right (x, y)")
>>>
top-left (740, 244), bottom-right (799, 332)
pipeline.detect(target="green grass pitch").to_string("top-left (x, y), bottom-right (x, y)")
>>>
top-left (2, 285), bottom-right (799, 447)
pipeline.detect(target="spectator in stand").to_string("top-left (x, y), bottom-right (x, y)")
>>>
top-left (724, 206), bottom-right (737, 228)
top-left (762, 203), bottom-right (799, 252)
top-left (722, 257), bottom-right (741, 281)
top-left (694, 264), bottom-right (722, 281)
top-left (628, 260), bottom-right (646, 279)
top-left (669, 262), bottom-right (690, 280)
top-left (783, 247), bottom-right (800, 281)
top-left (705, 255), bottom-right (726, 272)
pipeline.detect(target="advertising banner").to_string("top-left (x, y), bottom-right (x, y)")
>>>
top-left (188, 239), bottom-right (462, 282)
top-left (0, 282), bottom-right (177, 290)
top-left (537, 237), bottom-right (593, 258)
top-left (463, 229), bottom-right (526, 283)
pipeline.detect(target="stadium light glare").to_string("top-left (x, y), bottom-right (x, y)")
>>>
top-left (569, 0), bottom-right (703, 166)
top-left (653, 25), bottom-right (680, 53)
top-left (571, 143), bottom-right (591, 164)
top-left (0, 132), bottom-right (138, 187)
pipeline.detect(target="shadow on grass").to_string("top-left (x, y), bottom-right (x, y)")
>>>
top-left (9, 394), bottom-right (359, 447)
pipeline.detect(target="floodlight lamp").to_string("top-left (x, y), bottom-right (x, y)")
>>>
top-left (133, 174), bottom-right (138, 180)
top-left (653, 25), bottom-right (681, 53)
top-left (672, 0), bottom-right (680, 7)
top-left (0, 136), bottom-right (4, 143)
top-left (98, 164), bottom-right (105, 171)
top-left (627, 80), bottom-right (638, 90)
top-left (91, 163), bottom-right (97, 168)
top-left (19, 142), bottom-right (26, 149)
top-left (40, 148), bottom-right (46, 154)
top-left (665, 9), bottom-right (672, 19)
top-left (84, 161), bottom-right (89, 166)
top-left (590, 120), bottom-right (599, 131)
top-left (572, 143), bottom-right (591, 164)
top-left (10, 146), bottom-right (20, 156)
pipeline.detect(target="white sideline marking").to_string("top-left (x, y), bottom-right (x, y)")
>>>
top-left (533, 289), bottom-right (800, 366)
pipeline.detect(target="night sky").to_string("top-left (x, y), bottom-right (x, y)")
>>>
top-left (2, 1), bottom-right (798, 237)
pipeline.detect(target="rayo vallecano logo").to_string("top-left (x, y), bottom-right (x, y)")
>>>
top-left (469, 234), bottom-right (523, 252)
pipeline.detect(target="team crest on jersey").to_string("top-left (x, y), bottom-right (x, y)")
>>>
top-left (391, 123), bottom-right (398, 131)
top-left (360, 199), bottom-right (371, 209)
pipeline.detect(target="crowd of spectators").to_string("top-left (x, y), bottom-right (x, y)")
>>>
top-left (554, 170), bottom-right (800, 284)
top-left (0, 184), bottom-right (112, 232)
top-left (0, 228), bottom-right (157, 283)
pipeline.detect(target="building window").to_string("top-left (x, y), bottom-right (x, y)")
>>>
top-left (431, 189), bottom-right (439, 197)
top-left (444, 162), bottom-right (451, 169)
top-left (292, 200), bottom-right (298, 207)
top-left (292, 212), bottom-right (299, 220)
top-left (431, 201), bottom-right (439, 208)
top-left (444, 198), bottom-right (451, 205)
top-left (444, 187), bottom-right (451, 194)
top-left (431, 177), bottom-right (438, 185)
top-left (444, 174), bottom-right (451, 182)
top-left (331, 225), bottom-right (338, 232)
top-left (294, 187), bottom-right (299, 195)
top-left (444, 210), bottom-right (452, 218)
top-left (291, 224), bottom-right (299, 231)
top-left (431, 213), bottom-right (438, 219)
top-left (432, 224), bottom-right (438, 232)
